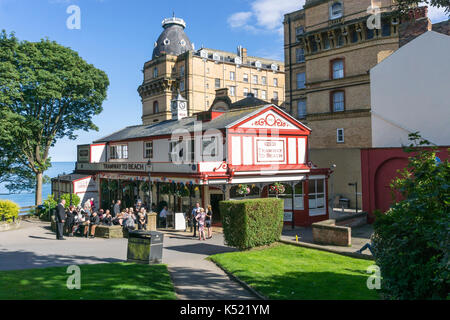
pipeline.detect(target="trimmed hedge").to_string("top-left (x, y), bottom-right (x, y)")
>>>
top-left (0, 200), bottom-right (20, 222)
top-left (220, 198), bottom-right (284, 250)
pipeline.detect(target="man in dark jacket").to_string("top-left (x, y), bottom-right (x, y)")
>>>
top-left (85, 212), bottom-right (100, 239)
top-left (56, 199), bottom-right (66, 240)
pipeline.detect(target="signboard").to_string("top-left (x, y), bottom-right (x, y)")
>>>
top-left (102, 163), bottom-right (148, 172)
top-left (74, 177), bottom-right (97, 194)
top-left (77, 145), bottom-right (90, 163)
top-left (256, 139), bottom-right (285, 163)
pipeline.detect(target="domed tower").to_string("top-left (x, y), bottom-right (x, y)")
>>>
top-left (152, 16), bottom-right (194, 59)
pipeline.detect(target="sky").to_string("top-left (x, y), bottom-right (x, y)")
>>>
top-left (0, 0), bottom-right (448, 162)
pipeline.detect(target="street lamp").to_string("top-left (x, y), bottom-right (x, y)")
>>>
top-left (348, 182), bottom-right (358, 214)
top-left (147, 160), bottom-right (153, 212)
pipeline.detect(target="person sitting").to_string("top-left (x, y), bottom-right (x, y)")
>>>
top-left (72, 208), bottom-right (84, 236)
top-left (66, 205), bottom-right (76, 237)
top-left (85, 211), bottom-right (99, 239)
top-left (102, 210), bottom-right (112, 226)
top-left (138, 210), bottom-right (147, 230)
top-left (98, 209), bottom-right (105, 221)
top-left (123, 213), bottom-right (136, 231)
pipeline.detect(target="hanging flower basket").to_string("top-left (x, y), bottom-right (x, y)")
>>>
top-left (269, 183), bottom-right (285, 195)
top-left (237, 184), bottom-right (251, 196)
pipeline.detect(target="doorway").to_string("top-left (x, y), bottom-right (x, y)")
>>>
top-left (210, 194), bottom-right (224, 224)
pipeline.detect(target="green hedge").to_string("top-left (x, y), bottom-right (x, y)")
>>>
top-left (0, 200), bottom-right (20, 222)
top-left (220, 198), bottom-right (284, 250)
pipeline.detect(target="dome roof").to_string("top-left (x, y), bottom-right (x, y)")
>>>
top-left (152, 17), bottom-right (194, 59)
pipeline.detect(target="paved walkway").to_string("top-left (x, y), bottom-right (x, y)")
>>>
top-left (0, 219), bottom-right (257, 300)
top-left (281, 224), bottom-right (374, 255)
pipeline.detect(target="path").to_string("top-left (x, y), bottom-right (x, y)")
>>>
top-left (0, 220), bottom-right (257, 300)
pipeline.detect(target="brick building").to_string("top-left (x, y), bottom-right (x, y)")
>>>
top-left (283, 0), bottom-right (448, 209)
top-left (139, 16), bottom-right (285, 125)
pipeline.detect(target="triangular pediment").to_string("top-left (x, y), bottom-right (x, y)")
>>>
top-left (229, 105), bottom-right (311, 134)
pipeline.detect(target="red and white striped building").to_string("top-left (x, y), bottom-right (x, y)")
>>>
top-left (73, 90), bottom-right (332, 226)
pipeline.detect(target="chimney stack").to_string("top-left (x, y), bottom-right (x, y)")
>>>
top-left (399, 7), bottom-right (432, 47)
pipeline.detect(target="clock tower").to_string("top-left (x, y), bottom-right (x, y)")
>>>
top-left (171, 91), bottom-right (188, 121)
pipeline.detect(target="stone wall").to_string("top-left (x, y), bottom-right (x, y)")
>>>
top-left (312, 219), bottom-right (351, 247)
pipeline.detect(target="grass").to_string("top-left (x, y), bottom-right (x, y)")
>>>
top-left (209, 243), bottom-right (380, 300)
top-left (0, 263), bottom-right (177, 300)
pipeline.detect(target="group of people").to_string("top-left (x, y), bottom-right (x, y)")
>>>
top-left (189, 203), bottom-right (213, 241)
top-left (54, 198), bottom-right (149, 240)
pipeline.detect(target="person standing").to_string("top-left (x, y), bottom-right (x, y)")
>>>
top-left (113, 200), bottom-right (121, 218)
top-left (56, 199), bottom-right (66, 240)
top-left (159, 206), bottom-right (168, 228)
top-left (205, 205), bottom-right (213, 239)
top-left (195, 208), bottom-right (207, 241)
top-left (191, 203), bottom-right (201, 238)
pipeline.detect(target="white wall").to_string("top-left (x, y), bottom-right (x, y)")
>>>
top-left (370, 31), bottom-right (450, 147)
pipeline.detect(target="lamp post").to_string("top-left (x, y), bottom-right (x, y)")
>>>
top-left (147, 160), bottom-right (152, 212)
top-left (348, 182), bottom-right (358, 214)
top-left (330, 164), bottom-right (336, 216)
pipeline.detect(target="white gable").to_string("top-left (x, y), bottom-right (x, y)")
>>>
top-left (238, 109), bottom-right (298, 130)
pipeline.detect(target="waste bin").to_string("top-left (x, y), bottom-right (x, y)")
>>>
top-left (339, 198), bottom-right (350, 209)
top-left (127, 231), bottom-right (164, 265)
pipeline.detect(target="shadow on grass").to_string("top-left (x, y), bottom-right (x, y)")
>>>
top-left (229, 270), bottom-right (379, 300)
top-left (0, 263), bottom-right (176, 300)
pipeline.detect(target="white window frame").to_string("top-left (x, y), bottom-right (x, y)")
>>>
top-left (243, 73), bottom-right (249, 83)
top-left (262, 76), bottom-right (267, 85)
top-left (333, 91), bottom-right (345, 112)
top-left (230, 71), bottom-right (235, 81)
top-left (144, 141), bottom-right (153, 159)
top-left (330, 1), bottom-right (343, 20)
top-left (261, 90), bottom-right (267, 100)
top-left (309, 179), bottom-right (326, 216)
top-left (110, 145), bottom-right (128, 160)
top-left (252, 75), bottom-right (258, 84)
top-left (215, 78), bottom-right (220, 88)
top-left (332, 60), bottom-right (344, 79)
top-left (273, 91), bottom-right (279, 100)
top-left (273, 78), bottom-right (278, 87)
top-left (337, 128), bottom-right (345, 143)
top-left (229, 86), bottom-right (236, 97)
top-left (243, 88), bottom-right (249, 97)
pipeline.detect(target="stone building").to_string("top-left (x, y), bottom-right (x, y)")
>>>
top-left (283, 0), bottom-right (448, 209)
top-left (140, 16), bottom-right (285, 125)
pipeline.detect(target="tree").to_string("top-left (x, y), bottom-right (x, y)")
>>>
top-left (0, 30), bottom-right (109, 205)
top-left (393, 0), bottom-right (450, 17)
top-left (372, 133), bottom-right (449, 300)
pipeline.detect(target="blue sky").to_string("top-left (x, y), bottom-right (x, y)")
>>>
top-left (0, 0), bottom-right (447, 161)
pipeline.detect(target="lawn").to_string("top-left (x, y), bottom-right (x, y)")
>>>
top-left (209, 244), bottom-right (380, 300)
top-left (0, 263), bottom-right (177, 300)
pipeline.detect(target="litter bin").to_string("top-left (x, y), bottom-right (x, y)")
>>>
top-left (127, 231), bottom-right (164, 265)
top-left (339, 198), bottom-right (350, 209)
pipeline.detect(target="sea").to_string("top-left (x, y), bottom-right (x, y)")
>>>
top-left (0, 162), bottom-right (76, 208)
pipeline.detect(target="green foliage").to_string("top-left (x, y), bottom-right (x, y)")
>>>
top-left (372, 133), bottom-right (450, 300)
top-left (0, 200), bottom-right (19, 222)
top-left (60, 193), bottom-right (81, 208)
top-left (0, 30), bottom-right (109, 203)
top-left (220, 198), bottom-right (284, 250)
top-left (393, 0), bottom-right (450, 18)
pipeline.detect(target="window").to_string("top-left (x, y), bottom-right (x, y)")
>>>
top-left (296, 26), bottom-right (305, 36)
top-left (243, 73), bottom-right (249, 82)
top-left (337, 34), bottom-right (344, 47)
top-left (309, 179), bottom-right (326, 215)
top-left (153, 101), bottom-right (159, 114)
top-left (330, 2), bottom-right (343, 20)
top-left (273, 78), bottom-right (278, 87)
top-left (243, 88), bottom-right (249, 97)
top-left (351, 30), bottom-right (358, 43)
top-left (296, 48), bottom-right (305, 63)
top-left (337, 128), bottom-right (345, 143)
top-left (297, 99), bottom-right (306, 119)
top-left (169, 140), bottom-right (194, 163)
top-left (153, 67), bottom-right (158, 78)
top-left (296, 73), bottom-right (306, 89)
top-left (366, 28), bottom-right (374, 39)
top-left (230, 71), bottom-right (235, 81)
top-left (110, 145), bottom-right (128, 160)
top-left (180, 80), bottom-right (185, 91)
top-left (273, 91), bottom-right (279, 100)
top-left (262, 76), bottom-right (267, 85)
top-left (332, 91), bottom-right (345, 112)
top-left (323, 35), bottom-right (330, 50)
top-left (252, 75), bottom-right (258, 84)
top-left (229, 86), bottom-right (236, 96)
top-left (331, 59), bottom-right (344, 79)
top-left (261, 90), bottom-right (267, 100)
top-left (382, 22), bottom-right (391, 36)
top-left (205, 82), bottom-right (209, 89)
top-left (180, 66), bottom-right (185, 77)
top-left (202, 136), bottom-right (217, 158)
top-left (215, 78), bottom-right (220, 88)
top-left (144, 141), bottom-right (153, 159)
top-left (252, 88), bottom-right (258, 98)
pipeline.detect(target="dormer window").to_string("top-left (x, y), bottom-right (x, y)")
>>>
top-left (330, 2), bottom-right (343, 20)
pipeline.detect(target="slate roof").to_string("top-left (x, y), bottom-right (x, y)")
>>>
top-left (230, 93), bottom-right (269, 109)
top-left (152, 17), bottom-right (193, 59)
top-left (94, 106), bottom-right (266, 143)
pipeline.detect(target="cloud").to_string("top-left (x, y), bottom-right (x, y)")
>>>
top-left (228, 0), bottom-right (305, 35)
top-left (426, 5), bottom-right (449, 23)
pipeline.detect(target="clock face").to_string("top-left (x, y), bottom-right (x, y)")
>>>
top-left (179, 102), bottom-right (186, 110)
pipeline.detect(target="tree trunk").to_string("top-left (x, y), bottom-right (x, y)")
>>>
top-left (35, 172), bottom-right (43, 205)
